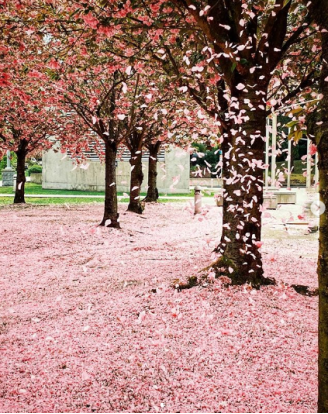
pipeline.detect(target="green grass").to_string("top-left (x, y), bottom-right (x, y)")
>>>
top-left (290, 174), bottom-right (306, 185)
top-left (0, 183), bottom-right (105, 196)
top-left (277, 160), bottom-right (304, 174)
top-left (0, 197), bottom-right (106, 206)
top-left (276, 160), bottom-right (315, 185)
top-left (0, 183), bottom-right (208, 206)
top-left (0, 183), bottom-right (218, 198)
top-left (0, 197), bottom-right (195, 206)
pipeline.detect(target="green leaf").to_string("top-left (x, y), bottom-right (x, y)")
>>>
top-left (240, 58), bottom-right (249, 66)
top-left (291, 107), bottom-right (303, 115)
top-left (285, 120), bottom-right (298, 128)
top-left (294, 129), bottom-right (304, 142)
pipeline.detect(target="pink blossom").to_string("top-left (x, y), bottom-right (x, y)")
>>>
top-left (0, 203), bottom-right (318, 413)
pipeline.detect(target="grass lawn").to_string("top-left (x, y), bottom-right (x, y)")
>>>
top-left (0, 183), bottom-right (105, 196)
top-left (0, 197), bottom-right (106, 206)
top-left (0, 183), bottom-right (218, 198)
top-left (0, 183), bottom-right (211, 206)
top-left (276, 160), bottom-right (316, 186)
top-left (0, 197), bottom-right (196, 206)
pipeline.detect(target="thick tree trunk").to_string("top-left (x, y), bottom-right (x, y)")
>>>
top-left (211, 91), bottom-right (274, 287)
top-left (318, 117), bottom-right (328, 414)
top-left (305, 3), bottom-right (328, 411)
top-left (128, 149), bottom-right (144, 214)
top-left (100, 141), bottom-right (120, 228)
top-left (317, 29), bottom-right (328, 414)
top-left (14, 141), bottom-right (27, 204)
top-left (143, 142), bottom-right (160, 202)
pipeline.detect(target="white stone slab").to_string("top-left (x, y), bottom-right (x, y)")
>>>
top-left (263, 194), bottom-right (277, 210)
top-left (274, 191), bottom-right (297, 204)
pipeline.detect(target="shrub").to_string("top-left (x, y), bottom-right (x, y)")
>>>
top-left (28, 165), bottom-right (42, 174)
top-left (0, 155), bottom-right (7, 171)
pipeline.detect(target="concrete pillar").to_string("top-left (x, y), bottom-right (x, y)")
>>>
top-left (306, 137), bottom-right (312, 189)
top-left (6, 150), bottom-right (11, 169)
top-left (265, 118), bottom-right (269, 190)
top-left (287, 134), bottom-right (292, 189)
top-left (271, 113), bottom-right (277, 188)
top-left (315, 151), bottom-right (319, 188)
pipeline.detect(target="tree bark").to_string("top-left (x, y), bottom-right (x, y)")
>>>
top-left (14, 140), bottom-right (27, 204)
top-left (307, 2), bottom-right (328, 411)
top-left (318, 101), bottom-right (328, 414)
top-left (211, 90), bottom-right (275, 287)
top-left (128, 148), bottom-right (144, 214)
top-left (316, 24), bottom-right (328, 414)
top-left (143, 141), bottom-right (160, 202)
top-left (100, 140), bottom-right (120, 228)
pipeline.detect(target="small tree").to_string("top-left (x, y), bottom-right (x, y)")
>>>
top-left (0, 62), bottom-right (70, 203)
top-left (59, 67), bottom-right (138, 228)
top-left (121, 74), bottom-right (211, 211)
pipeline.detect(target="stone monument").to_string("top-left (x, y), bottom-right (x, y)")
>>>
top-left (1, 150), bottom-right (15, 186)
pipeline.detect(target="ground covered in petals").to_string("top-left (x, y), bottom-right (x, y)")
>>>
top-left (0, 202), bottom-right (318, 413)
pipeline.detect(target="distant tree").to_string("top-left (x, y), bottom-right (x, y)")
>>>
top-left (0, 38), bottom-right (74, 203)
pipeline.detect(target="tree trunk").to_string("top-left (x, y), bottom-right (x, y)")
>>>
top-left (143, 142), bottom-right (160, 202)
top-left (14, 141), bottom-right (27, 204)
top-left (128, 148), bottom-right (144, 214)
top-left (317, 28), bottom-right (328, 414)
top-left (302, 4), bottom-right (328, 409)
top-left (211, 91), bottom-right (275, 287)
top-left (100, 140), bottom-right (120, 228)
top-left (318, 111), bottom-right (328, 414)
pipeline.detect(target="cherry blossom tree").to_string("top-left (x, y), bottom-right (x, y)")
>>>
top-left (54, 62), bottom-right (138, 228)
top-left (123, 81), bottom-right (212, 210)
top-left (0, 25), bottom-right (76, 204)
top-left (121, 74), bottom-right (173, 214)
top-left (0, 92), bottom-right (65, 204)
top-left (50, 44), bottom-right (198, 222)
top-left (142, 101), bottom-right (216, 203)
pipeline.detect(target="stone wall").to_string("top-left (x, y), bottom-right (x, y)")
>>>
top-left (42, 147), bottom-right (190, 193)
top-left (30, 173), bottom-right (42, 184)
